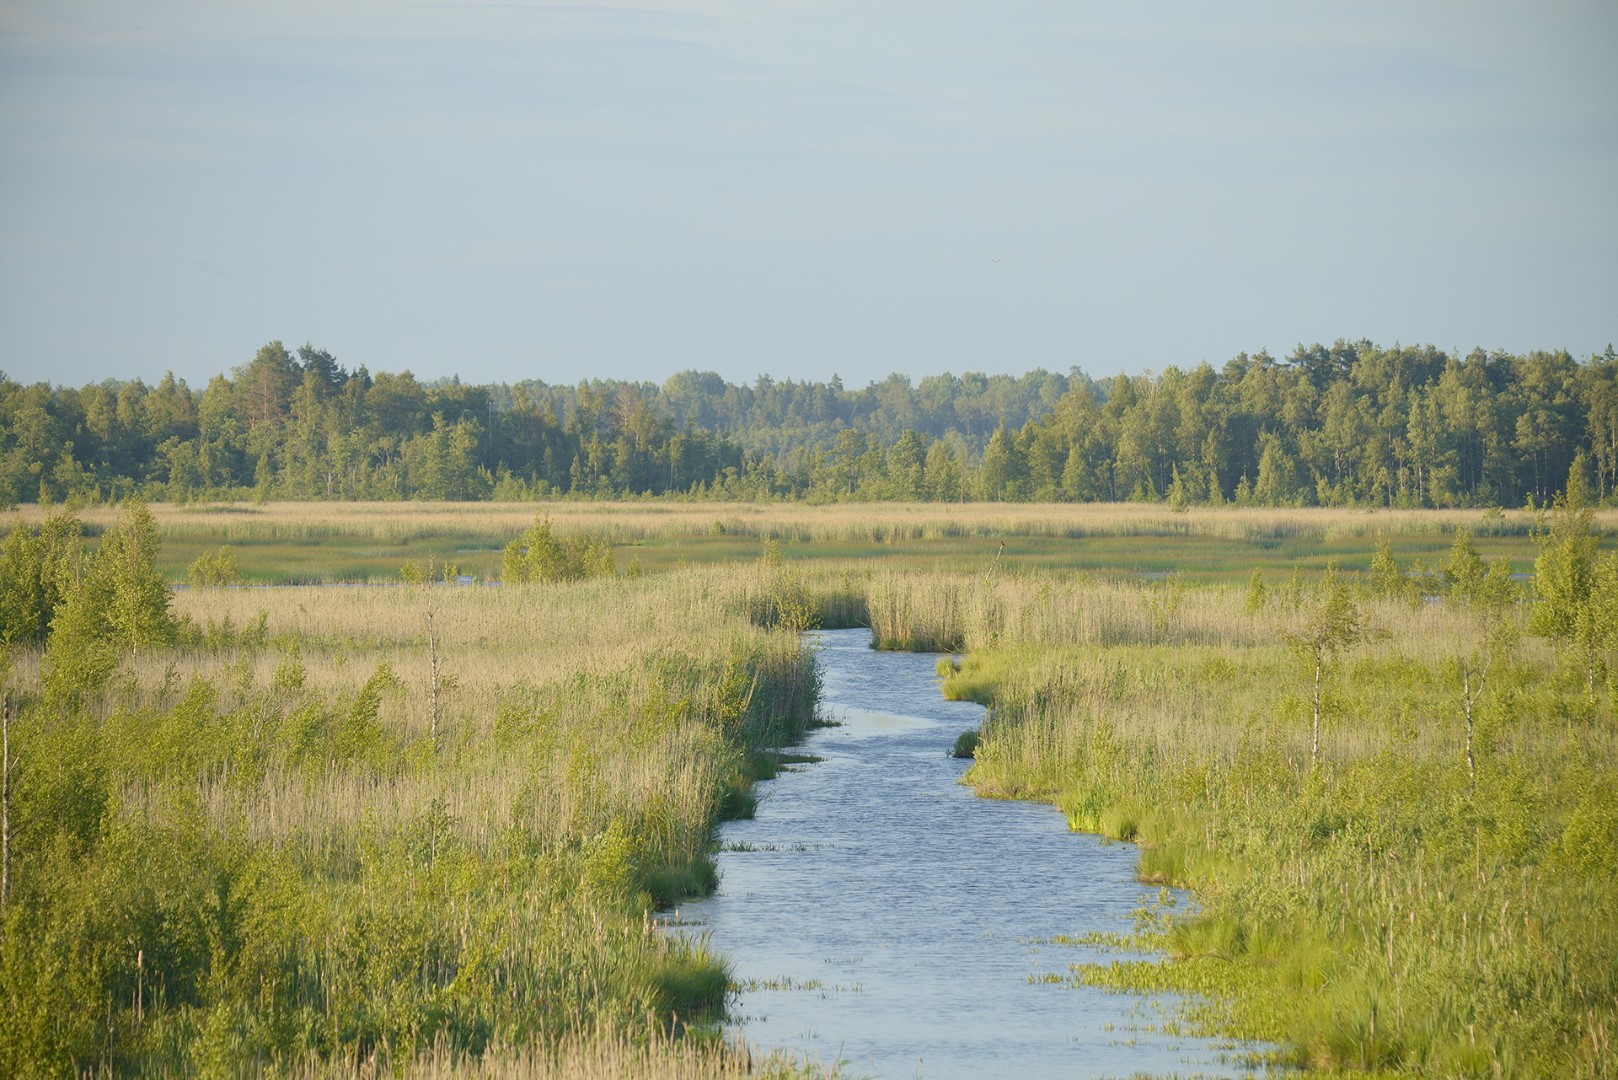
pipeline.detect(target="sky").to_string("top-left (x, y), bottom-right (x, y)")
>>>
top-left (1, 1), bottom-right (1615, 390)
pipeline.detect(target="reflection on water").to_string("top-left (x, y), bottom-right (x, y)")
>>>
top-left (677, 628), bottom-right (1256, 1079)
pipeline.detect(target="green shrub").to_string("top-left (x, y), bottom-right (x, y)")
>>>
top-left (186, 546), bottom-right (241, 586)
top-left (502, 517), bottom-right (615, 583)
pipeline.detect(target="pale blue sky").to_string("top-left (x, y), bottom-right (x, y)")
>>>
top-left (2, 1), bottom-right (1614, 388)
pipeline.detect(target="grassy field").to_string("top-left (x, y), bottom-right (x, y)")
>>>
top-left (0, 534), bottom-right (837, 1075)
top-left (865, 552), bottom-right (1617, 1074)
top-left (2, 500), bottom-right (1613, 1076)
top-left (3, 500), bottom-right (1591, 584)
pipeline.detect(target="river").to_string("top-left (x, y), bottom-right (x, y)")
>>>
top-left (675, 627), bottom-right (1257, 1079)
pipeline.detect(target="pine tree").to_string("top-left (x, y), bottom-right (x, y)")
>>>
top-left (1166, 464), bottom-right (1192, 512)
top-left (978, 425), bottom-right (1026, 501)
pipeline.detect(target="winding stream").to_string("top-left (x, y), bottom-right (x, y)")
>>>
top-left (678, 628), bottom-right (1255, 1079)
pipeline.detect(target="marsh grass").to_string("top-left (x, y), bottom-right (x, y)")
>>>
top-left (0, 564), bottom-right (826, 1076)
top-left (4, 502), bottom-right (1586, 585)
top-left (948, 730), bottom-right (979, 759)
top-left (289, 1028), bottom-right (842, 1079)
top-left (865, 564), bottom-right (1618, 1076)
top-left (6, 503), bottom-right (1614, 1076)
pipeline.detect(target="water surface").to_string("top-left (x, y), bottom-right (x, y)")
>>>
top-left (678, 628), bottom-right (1255, 1079)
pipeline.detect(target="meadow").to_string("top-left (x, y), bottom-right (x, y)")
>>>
top-left (3, 500), bottom-right (1584, 584)
top-left (0, 499), bottom-right (1613, 1076)
top-left (864, 516), bottom-right (1617, 1076)
top-left (0, 508), bottom-right (837, 1076)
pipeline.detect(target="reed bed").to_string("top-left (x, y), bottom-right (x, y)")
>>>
top-left (868, 571), bottom-right (1267, 652)
top-left (6, 500), bottom-right (1612, 1076)
top-left (0, 564), bottom-right (822, 1077)
top-left (294, 1029), bottom-right (839, 1079)
top-left (2, 502), bottom-right (1575, 589)
top-left (865, 565), bottom-right (1618, 1076)
top-left (9, 500), bottom-right (1607, 547)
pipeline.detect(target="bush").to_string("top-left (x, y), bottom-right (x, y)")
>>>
top-left (502, 517), bottom-right (614, 583)
top-left (186, 546), bottom-right (240, 586)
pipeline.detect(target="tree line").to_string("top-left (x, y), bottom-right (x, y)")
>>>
top-left (2, 338), bottom-right (1615, 506)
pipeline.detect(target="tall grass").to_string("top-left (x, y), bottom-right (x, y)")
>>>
top-left (6, 502), bottom-right (1613, 1075)
top-left (867, 566), bottom-right (1618, 1076)
top-left (4, 502), bottom-right (1583, 586)
top-left (9, 500), bottom-right (1605, 546)
top-left (292, 1030), bottom-right (840, 1078)
top-left (0, 564), bottom-right (823, 1076)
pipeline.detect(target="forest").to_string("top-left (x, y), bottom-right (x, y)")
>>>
top-left (3, 339), bottom-right (1616, 508)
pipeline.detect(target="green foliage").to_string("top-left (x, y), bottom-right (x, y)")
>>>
top-left (977, 425), bottom-right (1027, 501)
top-left (936, 595), bottom-right (1617, 1076)
top-left (1571, 553), bottom-right (1618, 701)
top-left (1282, 563), bottom-right (1369, 767)
top-left (502, 517), bottom-right (614, 583)
top-left (1558, 778), bottom-right (1618, 879)
top-left (39, 501), bottom-right (176, 707)
top-left (1165, 465), bottom-right (1192, 512)
top-left (39, 589), bottom-right (117, 709)
top-left (1243, 568), bottom-right (1267, 615)
top-left (1252, 433), bottom-right (1301, 507)
top-left (0, 568), bottom-right (822, 1075)
top-left (753, 542), bottom-right (821, 634)
top-left (95, 498), bottom-right (176, 652)
top-left (1527, 484), bottom-right (1615, 702)
top-left (949, 728), bottom-right (979, 758)
top-left (0, 490), bottom-right (1612, 1077)
top-left (1530, 481), bottom-right (1599, 641)
top-left (0, 511), bottom-right (80, 644)
top-left (185, 545), bottom-right (240, 586)
top-left (3, 338), bottom-right (1617, 506)
top-left (1441, 526), bottom-right (1486, 600)
top-left (1284, 563), bottom-right (1367, 663)
top-left (338, 662), bottom-right (400, 763)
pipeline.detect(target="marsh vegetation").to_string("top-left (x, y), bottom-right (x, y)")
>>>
top-left (0, 504), bottom-right (827, 1075)
top-left (869, 503), bottom-right (1617, 1075)
top-left (0, 496), bottom-right (1612, 1076)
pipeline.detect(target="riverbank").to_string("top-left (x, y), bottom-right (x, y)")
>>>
top-left (865, 568), bottom-right (1617, 1076)
top-left (0, 557), bottom-right (823, 1075)
top-left (5, 503), bottom-right (1612, 1076)
top-left (686, 628), bottom-right (1268, 1079)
